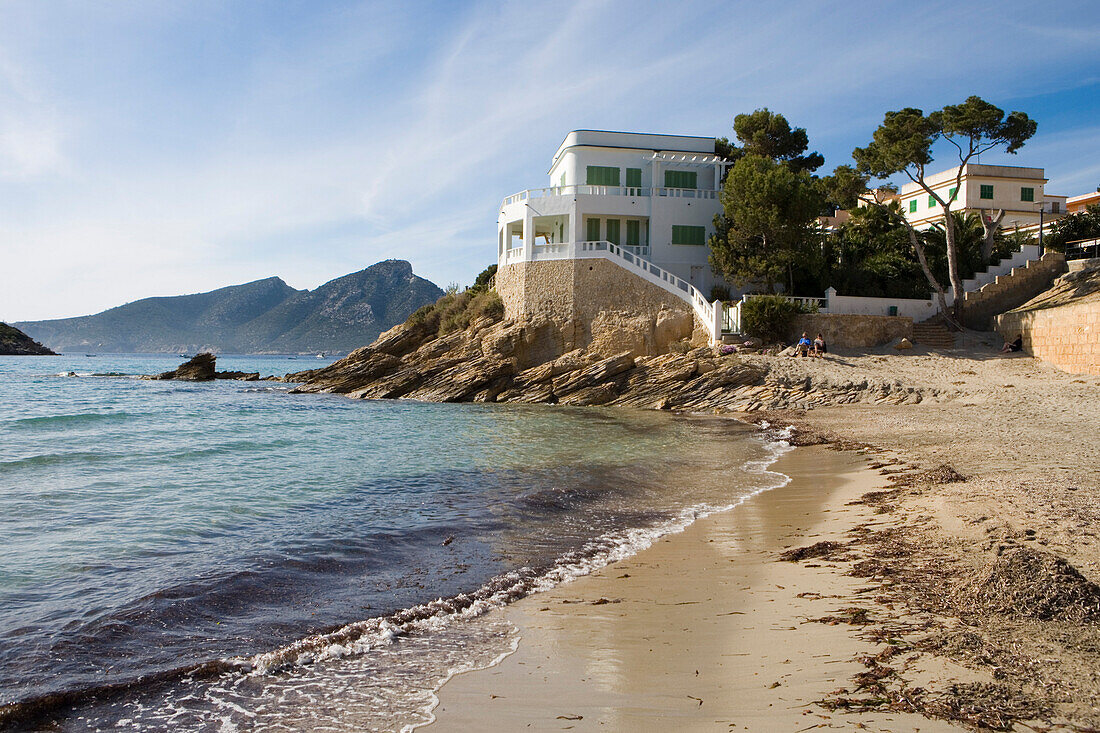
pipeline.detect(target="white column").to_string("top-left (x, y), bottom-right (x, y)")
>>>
top-left (522, 207), bottom-right (535, 261)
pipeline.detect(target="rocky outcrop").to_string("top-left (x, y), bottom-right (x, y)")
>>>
top-left (0, 323), bottom-right (56, 355)
top-left (288, 310), bottom-right (945, 415)
top-left (145, 353), bottom-right (267, 382)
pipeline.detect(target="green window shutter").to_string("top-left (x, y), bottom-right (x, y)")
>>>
top-left (606, 219), bottom-right (621, 245)
top-left (1021, 187), bottom-right (1034, 202)
top-left (949, 186), bottom-right (957, 201)
top-left (928, 195), bottom-right (936, 208)
top-left (586, 218), bottom-right (601, 241)
top-left (664, 170), bottom-right (698, 189)
top-left (626, 220), bottom-right (640, 246)
top-left (980, 184), bottom-right (994, 199)
top-left (586, 166), bottom-right (620, 186)
top-left (625, 168), bottom-right (641, 188)
top-left (672, 225), bottom-right (706, 246)
top-left (909, 199), bottom-right (918, 213)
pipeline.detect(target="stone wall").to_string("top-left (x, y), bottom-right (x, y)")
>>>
top-left (787, 313), bottom-right (913, 349)
top-left (994, 266), bottom-right (1100, 376)
top-left (961, 252), bottom-right (1067, 330)
top-left (496, 259), bottom-right (701, 358)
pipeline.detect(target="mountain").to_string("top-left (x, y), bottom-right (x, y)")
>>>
top-left (16, 260), bottom-right (444, 354)
top-left (0, 322), bottom-right (57, 355)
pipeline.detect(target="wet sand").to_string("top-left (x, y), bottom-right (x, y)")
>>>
top-left (425, 446), bottom-right (970, 732)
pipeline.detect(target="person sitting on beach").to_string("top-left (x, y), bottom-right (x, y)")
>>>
top-left (796, 333), bottom-right (812, 357)
top-left (1000, 334), bottom-right (1024, 354)
top-left (812, 334), bottom-right (827, 357)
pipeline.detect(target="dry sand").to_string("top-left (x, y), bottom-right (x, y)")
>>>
top-left (426, 334), bottom-right (1100, 732)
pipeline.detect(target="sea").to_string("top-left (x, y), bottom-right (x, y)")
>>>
top-left (0, 353), bottom-right (791, 732)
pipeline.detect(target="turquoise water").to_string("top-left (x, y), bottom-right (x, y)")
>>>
top-left (0, 354), bottom-right (787, 731)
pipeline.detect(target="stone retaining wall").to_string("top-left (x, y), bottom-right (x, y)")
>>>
top-left (496, 259), bottom-right (703, 358)
top-left (786, 313), bottom-right (912, 349)
top-left (994, 272), bottom-right (1100, 376)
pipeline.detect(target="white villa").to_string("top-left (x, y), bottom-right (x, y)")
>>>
top-left (498, 130), bottom-right (731, 297)
top-left (892, 163), bottom-right (1066, 230)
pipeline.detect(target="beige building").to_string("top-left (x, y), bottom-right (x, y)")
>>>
top-left (894, 163), bottom-right (1065, 230)
top-left (1066, 190), bottom-right (1100, 214)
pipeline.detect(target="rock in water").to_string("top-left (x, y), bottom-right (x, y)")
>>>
top-left (152, 353), bottom-right (217, 381)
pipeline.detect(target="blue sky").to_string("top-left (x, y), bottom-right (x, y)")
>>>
top-left (2, 0), bottom-right (1099, 320)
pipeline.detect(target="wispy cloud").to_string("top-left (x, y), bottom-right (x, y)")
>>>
top-left (2, 0), bottom-right (1099, 321)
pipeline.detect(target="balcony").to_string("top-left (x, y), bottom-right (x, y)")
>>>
top-left (501, 185), bottom-right (719, 207)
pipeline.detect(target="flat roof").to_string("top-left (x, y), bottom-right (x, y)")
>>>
top-left (550, 129), bottom-right (716, 169)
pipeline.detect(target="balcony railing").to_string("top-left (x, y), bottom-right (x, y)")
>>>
top-left (501, 185), bottom-right (719, 207)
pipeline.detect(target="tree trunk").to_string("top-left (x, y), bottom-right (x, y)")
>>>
top-left (903, 220), bottom-right (955, 327)
top-left (980, 209), bottom-right (1006, 264)
top-left (943, 209), bottom-right (966, 326)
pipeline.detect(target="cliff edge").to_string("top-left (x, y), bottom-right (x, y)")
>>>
top-left (0, 323), bottom-right (57, 355)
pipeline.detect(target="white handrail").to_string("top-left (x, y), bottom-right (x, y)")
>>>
top-left (501, 185), bottom-right (719, 208)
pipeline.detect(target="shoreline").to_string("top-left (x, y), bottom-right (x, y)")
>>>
top-left (423, 444), bottom-right (971, 731)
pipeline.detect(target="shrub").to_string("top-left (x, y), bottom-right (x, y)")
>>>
top-left (709, 284), bottom-right (731, 302)
top-left (741, 295), bottom-right (804, 343)
top-left (471, 264), bottom-right (498, 292)
top-left (407, 289), bottom-right (504, 337)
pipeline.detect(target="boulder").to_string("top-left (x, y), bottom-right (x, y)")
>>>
top-left (552, 352), bottom-right (635, 397)
top-left (894, 338), bottom-right (913, 350)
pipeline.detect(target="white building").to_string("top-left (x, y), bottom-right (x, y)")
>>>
top-left (894, 163), bottom-right (1065, 230)
top-left (497, 130), bottom-right (730, 297)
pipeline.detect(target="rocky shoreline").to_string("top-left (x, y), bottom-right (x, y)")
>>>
top-left (0, 322), bottom-right (56, 356)
top-left (285, 314), bottom-right (943, 412)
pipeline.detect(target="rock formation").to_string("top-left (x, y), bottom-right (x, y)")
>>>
top-left (0, 323), bottom-right (57, 355)
top-left (146, 353), bottom-right (266, 382)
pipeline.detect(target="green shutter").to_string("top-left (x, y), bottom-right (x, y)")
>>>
top-left (664, 170), bottom-right (697, 189)
top-left (671, 225), bottom-right (706, 246)
top-left (586, 166), bottom-right (619, 186)
top-left (949, 186), bottom-right (957, 201)
top-left (980, 184), bottom-right (994, 199)
top-left (1021, 187), bottom-right (1034, 202)
top-left (606, 219), bottom-right (620, 245)
top-left (626, 220), bottom-right (640, 246)
top-left (586, 218), bottom-right (601, 241)
top-left (625, 168), bottom-right (641, 188)
top-left (928, 195), bottom-right (936, 208)
top-left (909, 199), bottom-right (918, 213)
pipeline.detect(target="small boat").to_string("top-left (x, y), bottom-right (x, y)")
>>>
top-left (85, 354), bottom-right (97, 357)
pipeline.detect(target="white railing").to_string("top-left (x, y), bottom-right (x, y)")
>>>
top-left (501, 185), bottom-right (718, 208)
top-left (501, 239), bottom-right (721, 344)
top-left (742, 293), bottom-right (826, 310)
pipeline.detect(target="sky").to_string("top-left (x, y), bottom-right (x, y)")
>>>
top-left (2, 0), bottom-right (1099, 321)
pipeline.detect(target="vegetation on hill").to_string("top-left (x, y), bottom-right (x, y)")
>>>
top-left (406, 265), bottom-right (503, 337)
top-left (16, 259), bottom-right (443, 354)
top-left (0, 322), bottom-right (56, 355)
top-left (1044, 204), bottom-right (1100, 252)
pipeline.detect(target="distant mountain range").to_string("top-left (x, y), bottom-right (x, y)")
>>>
top-left (16, 260), bottom-right (444, 354)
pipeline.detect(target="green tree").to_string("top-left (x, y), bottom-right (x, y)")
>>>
top-left (716, 108), bottom-right (824, 174)
top-left (852, 97), bottom-right (1037, 325)
top-left (709, 154), bottom-right (824, 293)
top-left (1044, 205), bottom-right (1100, 251)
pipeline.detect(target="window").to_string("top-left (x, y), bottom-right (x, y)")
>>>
top-left (671, 225), bottom-right (706, 246)
top-left (626, 220), bottom-right (640, 246)
top-left (1051, 201), bottom-right (1061, 214)
top-left (949, 186), bottom-right (957, 201)
top-left (928, 195), bottom-right (936, 208)
top-left (1021, 187), bottom-right (1035, 202)
top-left (559, 173), bottom-right (566, 188)
top-left (586, 166), bottom-right (620, 186)
top-left (606, 219), bottom-right (621, 245)
top-left (664, 170), bottom-right (697, 189)
top-left (909, 199), bottom-right (918, 213)
top-left (625, 168), bottom-right (642, 188)
top-left (980, 184), bottom-right (994, 199)
top-left (585, 218), bottom-right (601, 241)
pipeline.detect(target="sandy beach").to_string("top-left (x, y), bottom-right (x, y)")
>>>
top-left (427, 334), bottom-right (1100, 731)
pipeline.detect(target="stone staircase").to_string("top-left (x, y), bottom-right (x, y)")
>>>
top-left (955, 252), bottom-right (1068, 330)
top-left (911, 317), bottom-right (956, 349)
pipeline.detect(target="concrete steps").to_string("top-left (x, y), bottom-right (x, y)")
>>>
top-left (912, 318), bottom-right (956, 349)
